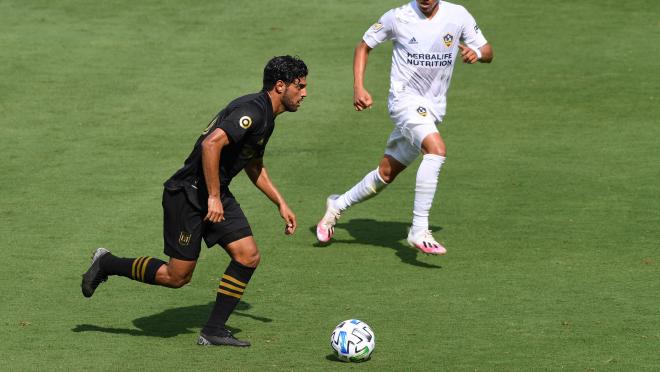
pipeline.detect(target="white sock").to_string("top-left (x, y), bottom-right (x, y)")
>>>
top-left (334, 168), bottom-right (388, 211)
top-left (411, 154), bottom-right (445, 234)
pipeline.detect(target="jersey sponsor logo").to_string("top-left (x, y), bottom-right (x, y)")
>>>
top-left (408, 37), bottom-right (418, 44)
top-left (371, 23), bottom-right (383, 32)
top-left (179, 231), bottom-right (191, 246)
top-left (239, 116), bottom-right (252, 129)
top-left (406, 52), bottom-right (453, 67)
top-left (417, 106), bottom-right (428, 117)
top-left (443, 33), bottom-right (454, 47)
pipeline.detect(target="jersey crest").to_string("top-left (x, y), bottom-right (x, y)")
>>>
top-left (239, 116), bottom-right (252, 129)
top-left (443, 33), bottom-right (454, 47)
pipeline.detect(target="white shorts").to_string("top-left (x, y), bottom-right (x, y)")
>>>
top-left (384, 97), bottom-right (440, 166)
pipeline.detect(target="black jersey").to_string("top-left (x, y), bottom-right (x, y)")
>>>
top-left (164, 91), bottom-right (275, 209)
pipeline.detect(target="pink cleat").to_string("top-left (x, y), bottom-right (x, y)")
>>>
top-left (316, 195), bottom-right (341, 243)
top-left (406, 229), bottom-right (447, 255)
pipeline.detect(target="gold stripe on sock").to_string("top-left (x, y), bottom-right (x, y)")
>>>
top-left (222, 274), bottom-right (246, 287)
top-left (135, 256), bottom-right (147, 281)
top-left (218, 288), bottom-right (242, 299)
top-left (140, 257), bottom-right (153, 282)
top-left (220, 281), bottom-right (244, 293)
top-left (131, 257), bottom-right (144, 280)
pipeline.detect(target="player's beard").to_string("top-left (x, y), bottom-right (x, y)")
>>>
top-left (282, 88), bottom-right (301, 112)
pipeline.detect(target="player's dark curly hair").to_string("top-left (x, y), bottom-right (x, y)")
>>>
top-left (262, 55), bottom-right (308, 91)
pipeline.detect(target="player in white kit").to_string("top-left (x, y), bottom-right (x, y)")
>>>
top-left (316, 0), bottom-right (493, 254)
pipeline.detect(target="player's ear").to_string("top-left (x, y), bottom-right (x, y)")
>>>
top-left (275, 80), bottom-right (285, 94)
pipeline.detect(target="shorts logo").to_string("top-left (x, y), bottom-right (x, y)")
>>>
top-left (179, 231), bottom-right (191, 246)
top-left (417, 106), bottom-right (428, 117)
top-left (239, 116), bottom-right (252, 129)
top-left (371, 23), bottom-right (383, 32)
top-left (443, 33), bottom-right (454, 47)
top-left (474, 24), bottom-right (480, 32)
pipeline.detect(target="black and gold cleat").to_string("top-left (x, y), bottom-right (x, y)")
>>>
top-left (81, 248), bottom-right (110, 298)
top-left (197, 329), bottom-right (251, 347)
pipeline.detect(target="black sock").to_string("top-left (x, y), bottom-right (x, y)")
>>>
top-left (100, 254), bottom-right (165, 284)
top-left (202, 260), bottom-right (256, 334)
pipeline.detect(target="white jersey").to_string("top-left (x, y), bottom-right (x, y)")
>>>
top-left (363, 1), bottom-right (487, 121)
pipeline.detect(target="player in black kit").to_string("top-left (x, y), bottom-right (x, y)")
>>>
top-left (81, 55), bottom-right (308, 347)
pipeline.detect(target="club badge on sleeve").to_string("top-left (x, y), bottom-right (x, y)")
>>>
top-left (239, 116), bottom-right (252, 129)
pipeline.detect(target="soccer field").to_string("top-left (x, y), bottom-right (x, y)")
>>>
top-left (2, 0), bottom-right (659, 370)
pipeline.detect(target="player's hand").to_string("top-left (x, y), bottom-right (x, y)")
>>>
top-left (458, 44), bottom-right (479, 64)
top-left (354, 87), bottom-right (373, 111)
top-left (279, 203), bottom-right (297, 235)
top-left (205, 196), bottom-right (225, 223)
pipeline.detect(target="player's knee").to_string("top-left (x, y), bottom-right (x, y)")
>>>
top-left (169, 274), bottom-right (191, 288)
top-left (424, 147), bottom-right (446, 157)
top-left (164, 268), bottom-right (193, 288)
top-left (378, 164), bottom-right (403, 183)
top-left (235, 250), bottom-right (260, 268)
top-left (379, 169), bottom-right (397, 183)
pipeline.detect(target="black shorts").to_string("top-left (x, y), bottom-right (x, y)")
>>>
top-left (162, 188), bottom-right (252, 261)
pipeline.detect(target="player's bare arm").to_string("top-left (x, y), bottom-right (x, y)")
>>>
top-left (201, 127), bottom-right (230, 223)
top-left (353, 40), bottom-right (374, 111)
top-left (244, 158), bottom-right (297, 235)
top-left (459, 43), bottom-right (493, 64)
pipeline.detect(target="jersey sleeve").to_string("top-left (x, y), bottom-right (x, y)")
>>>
top-left (459, 7), bottom-right (488, 50)
top-left (362, 10), bottom-right (395, 48)
top-left (215, 104), bottom-right (262, 144)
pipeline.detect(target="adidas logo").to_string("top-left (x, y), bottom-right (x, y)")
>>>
top-left (408, 37), bottom-right (418, 44)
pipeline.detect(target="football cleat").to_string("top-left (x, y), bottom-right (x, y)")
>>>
top-left (406, 229), bottom-right (446, 255)
top-left (316, 194), bottom-right (341, 243)
top-left (81, 247), bottom-right (110, 298)
top-left (197, 329), bottom-right (251, 347)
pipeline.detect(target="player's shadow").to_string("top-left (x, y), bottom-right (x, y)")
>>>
top-left (72, 301), bottom-right (271, 338)
top-left (312, 218), bottom-right (442, 269)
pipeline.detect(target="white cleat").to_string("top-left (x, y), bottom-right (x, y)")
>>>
top-left (316, 195), bottom-right (341, 243)
top-left (406, 229), bottom-right (447, 255)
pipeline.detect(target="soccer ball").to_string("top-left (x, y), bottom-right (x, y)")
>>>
top-left (330, 319), bottom-right (375, 362)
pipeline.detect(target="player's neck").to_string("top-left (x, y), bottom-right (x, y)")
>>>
top-left (266, 90), bottom-right (285, 116)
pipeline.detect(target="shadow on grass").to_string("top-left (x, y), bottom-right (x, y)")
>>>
top-left (325, 353), bottom-right (342, 362)
top-left (325, 353), bottom-right (371, 363)
top-left (311, 218), bottom-right (442, 269)
top-left (72, 301), bottom-right (271, 338)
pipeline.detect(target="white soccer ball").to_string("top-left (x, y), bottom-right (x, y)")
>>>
top-left (330, 319), bottom-right (375, 362)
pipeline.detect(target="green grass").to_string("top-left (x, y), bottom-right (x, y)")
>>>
top-left (2, 0), bottom-right (659, 370)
